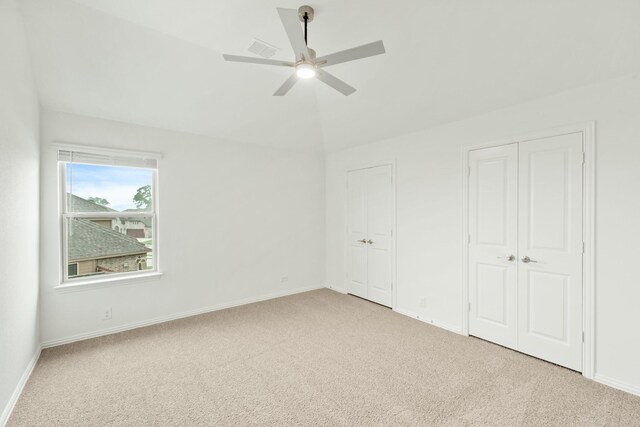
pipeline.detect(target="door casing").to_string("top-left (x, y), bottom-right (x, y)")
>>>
top-left (462, 122), bottom-right (596, 379)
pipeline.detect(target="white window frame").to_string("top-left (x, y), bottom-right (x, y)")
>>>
top-left (56, 143), bottom-right (162, 288)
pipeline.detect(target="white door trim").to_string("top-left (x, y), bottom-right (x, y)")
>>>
top-left (344, 159), bottom-right (397, 309)
top-left (461, 122), bottom-right (596, 379)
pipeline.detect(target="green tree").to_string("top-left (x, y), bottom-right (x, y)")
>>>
top-left (88, 197), bottom-right (109, 206)
top-left (133, 185), bottom-right (152, 209)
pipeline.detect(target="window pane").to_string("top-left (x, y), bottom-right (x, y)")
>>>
top-left (66, 216), bottom-right (154, 279)
top-left (65, 163), bottom-right (153, 212)
top-left (68, 263), bottom-right (78, 277)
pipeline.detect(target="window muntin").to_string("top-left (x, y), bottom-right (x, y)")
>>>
top-left (59, 148), bottom-right (159, 284)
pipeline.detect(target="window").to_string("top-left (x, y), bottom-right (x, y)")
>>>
top-left (58, 146), bottom-right (160, 284)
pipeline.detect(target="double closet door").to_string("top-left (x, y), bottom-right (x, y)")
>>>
top-left (468, 132), bottom-right (584, 371)
top-left (347, 165), bottom-right (394, 307)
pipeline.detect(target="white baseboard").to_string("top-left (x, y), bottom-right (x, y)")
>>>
top-left (594, 373), bottom-right (640, 397)
top-left (325, 286), bottom-right (463, 335)
top-left (324, 283), bottom-right (347, 294)
top-left (1, 347), bottom-right (41, 427)
top-left (393, 307), bottom-right (464, 335)
top-left (41, 284), bottom-right (324, 349)
top-left (394, 305), bottom-right (639, 398)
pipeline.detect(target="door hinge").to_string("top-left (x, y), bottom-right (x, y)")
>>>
top-left (468, 234), bottom-right (471, 244)
top-left (468, 302), bottom-right (471, 313)
top-left (468, 166), bottom-right (471, 176)
top-left (582, 241), bottom-right (585, 254)
top-left (582, 152), bottom-right (586, 165)
top-left (582, 331), bottom-right (585, 343)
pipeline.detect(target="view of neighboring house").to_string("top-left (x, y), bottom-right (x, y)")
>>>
top-left (68, 219), bottom-right (150, 277)
top-left (122, 208), bottom-right (153, 239)
top-left (67, 194), bottom-right (152, 237)
top-left (67, 194), bottom-right (152, 278)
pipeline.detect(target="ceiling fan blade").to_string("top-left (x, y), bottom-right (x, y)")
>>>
top-left (223, 54), bottom-right (293, 67)
top-left (316, 40), bottom-right (386, 67)
top-left (316, 69), bottom-right (356, 96)
top-left (277, 8), bottom-right (311, 61)
top-left (273, 73), bottom-right (298, 96)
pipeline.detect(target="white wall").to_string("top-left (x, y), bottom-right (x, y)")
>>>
top-left (326, 75), bottom-right (640, 394)
top-left (0, 0), bottom-right (41, 423)
top-left (39, 109), bottom-right (325, 344)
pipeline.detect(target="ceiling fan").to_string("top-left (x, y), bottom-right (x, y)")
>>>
top-left (222, 6), bottom-right (386, 96)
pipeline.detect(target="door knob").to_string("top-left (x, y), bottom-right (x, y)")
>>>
top-left (367, 239), bottom-right (374, 244)
top-left (521, 256), bottom-right (538, 263)
top-left (497, 255), bottom-right (516, 261)
top-left (357, 239), bottom-right (366, 243)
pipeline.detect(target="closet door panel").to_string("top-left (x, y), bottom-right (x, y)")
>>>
top-left (347, 169), bottom-right (368, 298)
top-left (517, 132), bottom-right (583, 371)
top-left (468, 145), bottom-right (519, 349)
top-left (366, 165), bottom-right (393, 307)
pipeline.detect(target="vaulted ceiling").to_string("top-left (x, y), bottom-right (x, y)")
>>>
top-left (19, 0), bottom-right (640, 151)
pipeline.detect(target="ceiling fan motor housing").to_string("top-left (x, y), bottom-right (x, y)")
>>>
top-left (307, 48), bottom-right (316, 61)
top-left (296, 48), bottom-right (316, 64)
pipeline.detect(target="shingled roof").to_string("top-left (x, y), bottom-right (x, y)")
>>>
top-left (67, 193), bottom-right (117, 212)
top-left (68, 218), bottom-right (150, 261)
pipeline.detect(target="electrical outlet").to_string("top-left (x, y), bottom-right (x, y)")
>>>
top-left (103, 307), bottom-right (112, 321)
top-left (280, 276), bottom-right (289, 283)
top-left (419, 297), bottom-right (427, 308)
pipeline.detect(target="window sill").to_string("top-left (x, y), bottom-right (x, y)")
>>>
top-left (54, 272), bottom-right (163, 293)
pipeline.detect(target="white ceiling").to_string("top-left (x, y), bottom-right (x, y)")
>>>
top-left (19, 0), bottom-right (640, 151)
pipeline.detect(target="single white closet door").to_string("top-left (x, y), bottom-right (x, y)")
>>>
top-left (468, 145), bottom-right (519, 349)
top-left (517, 133), bottom-right (584, 371)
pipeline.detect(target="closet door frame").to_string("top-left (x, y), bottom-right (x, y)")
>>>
top-left (461, 122), bottom-right (596, 379)
top-left (344, 159), bottom-right (397, 309)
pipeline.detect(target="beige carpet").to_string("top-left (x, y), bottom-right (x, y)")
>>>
top-left (8, 289), bottom-right (640, 426)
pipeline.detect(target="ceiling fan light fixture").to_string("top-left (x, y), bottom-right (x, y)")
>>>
top-left (222, 7), bottom-right (386, 96)
top-left (295, 62), bottom-right (316, 79)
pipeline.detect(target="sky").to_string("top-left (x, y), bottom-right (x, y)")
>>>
top-left (66, 163), bottom-right (153, 211)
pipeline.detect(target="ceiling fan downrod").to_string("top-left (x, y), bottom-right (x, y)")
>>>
top-left (304, 12), bottom-right (308, 46)
top-left (297, 5), bottom-right (314, 48)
